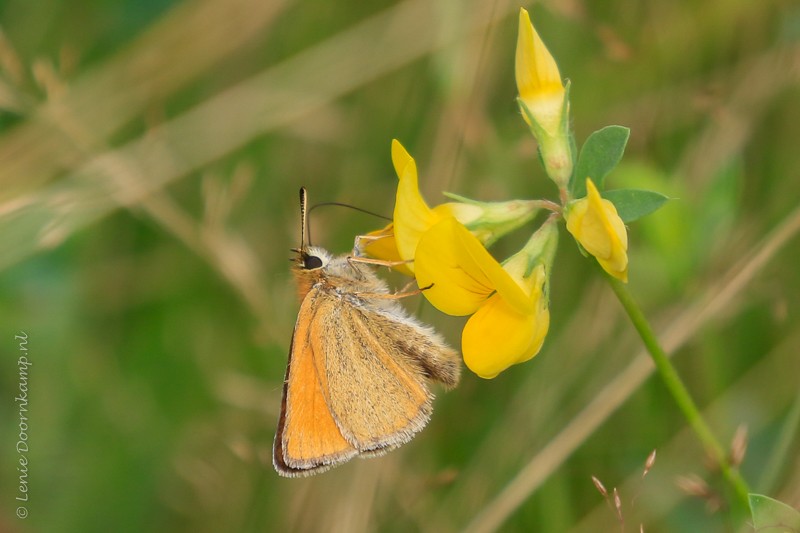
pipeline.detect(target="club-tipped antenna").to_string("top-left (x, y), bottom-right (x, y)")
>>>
top-left (298, 187), bottom-right (309, 251)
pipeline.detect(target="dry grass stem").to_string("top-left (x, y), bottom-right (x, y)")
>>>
top-left (613, 487), bottom-right (624, 524)
top-left (592, 476), bottom-right (609, 498)
top-left (643, 450), bottom-right (657, 479)
top-left (729, 425), bottom-right (748, 468)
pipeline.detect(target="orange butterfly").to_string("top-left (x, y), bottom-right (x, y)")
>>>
top-left (273, 188), bottom-right (460, 477)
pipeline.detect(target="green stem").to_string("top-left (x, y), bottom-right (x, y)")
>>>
top-left (605, 273), bottom-right (751, 511)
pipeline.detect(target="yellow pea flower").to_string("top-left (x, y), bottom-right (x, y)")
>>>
top-left (415, 216), bottom-right (556, 378)
top-left (565, 178), bottom-right (628, 282)
top-left (515, 8), bottom-right (572, 188)
top-left (359, 140), bottom-right (539, 272)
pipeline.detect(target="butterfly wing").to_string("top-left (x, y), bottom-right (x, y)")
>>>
top-left (313, 297), bottom-right (457, 453)
top-left (274, 283), bottom-right (461, 476)
top-left (273, 289), bottom-right (357, 477)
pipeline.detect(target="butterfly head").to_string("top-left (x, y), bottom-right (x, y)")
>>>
top-left (293, 246), bottom-right (331, 271)
top-left (291, 245), bottom-right (332, 300)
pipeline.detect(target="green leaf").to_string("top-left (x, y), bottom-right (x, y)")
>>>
top-left (571, 125), bottom-right (630, 198)
top-left (749, 493), bottom-right (800, 531)
top-left (603, 189), bottom-right (670, 223)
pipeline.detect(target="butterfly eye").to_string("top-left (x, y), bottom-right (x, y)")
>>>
top-left (303, 255), bottom-right (324, 270)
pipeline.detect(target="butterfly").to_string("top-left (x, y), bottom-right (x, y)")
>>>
top-left (273, 188), bottom-right (460, 477)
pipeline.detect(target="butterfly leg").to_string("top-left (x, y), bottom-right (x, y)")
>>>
top-left (353, 233), bottom-right (389, 246)
top-left (354, 283), bottom-right (433, 300)
top-left (346, 255), bottom-right (413, 269)
top-left (400, 280), bottom-right (433, 293)
top-left (352, 232), bottom-right (394, 258)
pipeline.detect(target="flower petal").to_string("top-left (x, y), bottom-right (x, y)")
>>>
top-left (415, 217), bottom-right (533, 316)
top-left (515, 9), bottom-right (563, 100)
top-left (391, 138), bottom-right (414, 178)
top-left (515, 8), bottom-right (564, 133)
top-left (415, 217), bottom-right (493, 315)
top-left (584, 179), bottom-right (628, 277)
top-left (391, 140), bottom-right (442, 269)
top-left (566, 179), bottom-right (629, 282)
top-left (462, 288), bottom-right (550, 379)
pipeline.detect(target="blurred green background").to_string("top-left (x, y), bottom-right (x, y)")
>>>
top-left (1, 0), bottom-right (799, 531)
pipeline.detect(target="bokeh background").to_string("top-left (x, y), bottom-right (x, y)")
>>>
top-left (1, 0), bottom-right (799, 531)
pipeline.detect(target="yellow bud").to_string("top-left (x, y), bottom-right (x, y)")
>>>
top-left (515, 8), bottom-right (573, 188)
top-left (565, 178), bottom-right (629, 282)
top-left (515, 8), bottom-right (565, 136)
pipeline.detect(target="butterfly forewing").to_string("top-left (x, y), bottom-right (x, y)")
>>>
top-left (274, 293), bottom-right (357, 477)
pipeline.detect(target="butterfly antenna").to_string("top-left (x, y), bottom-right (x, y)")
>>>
top-left (298, 187), bottom-right (309, 251)
top-left (298, 191), bottom-right (391, 251)
top-left (307, 202), bottom-right (392, 222)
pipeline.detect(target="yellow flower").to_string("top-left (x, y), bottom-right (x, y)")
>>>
top-left (565, 178), bottom-right (628, 282)
top-left (360, 140), bottom-right (539, 272)
top-left (415, 217), bottom-right (556, 378)
top-left (515, 7), bottom-right (565, 137)
top-left (515, 8), bottom-right (573, 189)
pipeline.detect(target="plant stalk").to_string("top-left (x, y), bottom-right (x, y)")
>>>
top-left (605, 273), bottom-right (751, 511)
